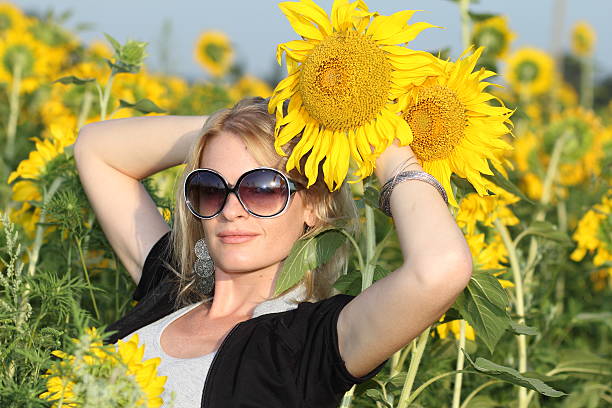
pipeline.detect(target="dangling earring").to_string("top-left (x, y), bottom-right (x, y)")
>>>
top-left (193, 238), bottom-right (215, 295)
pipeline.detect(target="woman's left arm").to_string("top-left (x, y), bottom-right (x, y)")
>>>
top-left (337, 140), bottom-right (473, 378)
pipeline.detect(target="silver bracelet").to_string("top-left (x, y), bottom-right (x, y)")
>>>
top-left (378, 170), bottom-right (449, 216)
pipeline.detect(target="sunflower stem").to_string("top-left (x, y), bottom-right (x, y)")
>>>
top-left (77, 87), bottom-right (94, 130)
top-left (10, 176), bottom-right (64, 380)
top-left (362, 198), bottom-right (376, 291)
top-left (76, 237), bottom-right (100, 321)
top-left (5, 55), bottom-right (23, 161)
top-left (524, 131), bottom-right (570, 288)
top-left (493, 218), bottom-right (528, 408)
top-left (459, 0), bottom-right (471, 50)
top-left (459, 380), bottom-right (504, 408)
top-left (451, 320), bottom-right (467, 408)
top-left (100, 73), bottom-right (116, 121)
top-left (397, 326), bottom-right (431, 408)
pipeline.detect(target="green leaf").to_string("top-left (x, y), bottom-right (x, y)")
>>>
top-left (333, 268), bottom-right (362, 296)
top-left (53, 76), bottom-right (96, 85)
top-left (482, 165), bottom-right (535, 205)
top-left (118, 99), bottom-right (166, 114)
top-left (103, 32), bottom-right (121, 54)
top-left (508, 322), bottom-right (539, 336)
top-left (468, 11), bottom-right (497, 22)
top-left (519, 221), bottom-right (572, 245)
top-left (274, 229), bottom-right (346, 296)
top-left (364, 389), bottom-right (393, 408)
top-left (363, 186), bottom-right (380, 209)
top-left (462, 350), bottom-right (568, 397)
top-left (454, 271), bottom-right (512, 354)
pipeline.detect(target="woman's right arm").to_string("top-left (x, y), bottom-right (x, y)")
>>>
top-left (74, 115), bottom-right (206, 285)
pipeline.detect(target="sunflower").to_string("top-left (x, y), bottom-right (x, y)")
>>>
top-left (571, 21), bottom-right (596, 57)
top-left (471, 15), bottom-right (515, 60)
top-left (0, 2), bottom-right (28, 33)
top-left (435, 316), bottom-right (476, 341)
top-left (194, 30), bottom-right (234, 77)
top-left (570, 191), bottom-right (611, 267)
top-left (268, 0), bottom-right (439, 191)
top-left (398, 47), bottom-right (514, 207)
top-left (544, 107), bottom-right (609, 187)
top-left (506, 47), bottom-right (555, 97)
top-left (0, 27), bottom-right (56, 92)
top-left (455, 189), bottom-right (520, 236)
top-left (40, 328), bottom-right (166, 408)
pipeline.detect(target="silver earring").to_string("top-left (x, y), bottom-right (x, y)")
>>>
top-left (193, 238), bottom-right (215, 295)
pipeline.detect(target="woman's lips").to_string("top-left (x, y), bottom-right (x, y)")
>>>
top-left (218, 235), bottom-right (258, 244)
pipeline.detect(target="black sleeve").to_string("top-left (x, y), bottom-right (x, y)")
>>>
top-left (291, 294), bottom-right (388, 406)
top-left (133, 231), bottom-right (174, 301)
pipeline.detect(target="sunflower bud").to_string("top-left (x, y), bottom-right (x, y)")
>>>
top-left (104, 33), bottom-right (148, 74)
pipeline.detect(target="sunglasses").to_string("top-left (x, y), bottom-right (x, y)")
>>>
top-left (184, 167), bottom-right (304, 219)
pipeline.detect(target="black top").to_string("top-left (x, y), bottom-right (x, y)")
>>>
top-left (105, 232), bottom-right (387, 407)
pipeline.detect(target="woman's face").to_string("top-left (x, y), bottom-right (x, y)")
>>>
top-left (198, 131), bottom-right (315, 275)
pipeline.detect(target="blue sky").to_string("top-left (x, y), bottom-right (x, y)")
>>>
top-left (14, 0), bottom-right (612, 82)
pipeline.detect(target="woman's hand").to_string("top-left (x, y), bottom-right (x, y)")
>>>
top-left (373, 140), bottom-right (423, 185)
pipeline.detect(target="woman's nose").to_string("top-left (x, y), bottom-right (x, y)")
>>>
top-left (221, 191), bottom-right (249, 219)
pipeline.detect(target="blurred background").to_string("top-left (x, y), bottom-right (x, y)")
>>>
top-left (11, 0), bottom-right (612, 83)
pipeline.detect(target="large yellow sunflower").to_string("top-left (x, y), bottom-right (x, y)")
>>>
top-left (0, 2), bottom-right (28, 33)
top-left (471, 15), bottom-right (515, 59)
top-left (268, 0), bottom-right (439, 191)
top-left (397, 47), bottom-right (514, 207)
top-left (571, 21), bottom-right (596, 57)
top-left (40, 328), bottom-right (166, 408)
top-left (194, 30), bottom-right (234, 77)
top-left (506, 47), bottom-right (555, 97)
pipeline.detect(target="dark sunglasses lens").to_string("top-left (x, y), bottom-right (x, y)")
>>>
top-left (186, 171), bottom-right (226, 217)
top-left (239, 170), bottom-right (289, 217)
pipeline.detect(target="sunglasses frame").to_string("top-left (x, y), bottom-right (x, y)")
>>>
top-left (183, 166), bottom-right (303, 219)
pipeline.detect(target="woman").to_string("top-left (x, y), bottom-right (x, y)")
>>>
top-left (74, 97), bottom-right (472, 407)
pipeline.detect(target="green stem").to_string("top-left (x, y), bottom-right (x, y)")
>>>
top-left (362, 202), bottom-right (376, 291)
top-left (494, 219), bottom-right (528, 408)
top-left (10, 176), bottom-right (63, 380)
top-left (460, 380), bottom-right (504, 408)
top-left (76, 237), bottom-right (100, 320)
top-left (338, 228), bottom-right (365, 274)
top-left (452, 320), bottom-right (467, 408)
top-left (408, 370), bottom-right (465, 402)
top-left (459, 0), bottom-right (471, 50)
top-left (77, 87), bottom-right (94, 130)
top-left (100, 73), bottom-right (116, 121)
top-left (341, 180), bottom-right (379, 408)
top-left (524, 131), bottom-right (570, 288)
top-left (397, 326), bottom-right (432, 408)
top-left (5, 55), bottom-right (23, 161)
top-left (525, 367), bottom-right (611, 405)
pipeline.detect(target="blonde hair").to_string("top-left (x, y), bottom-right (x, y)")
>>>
top-left (165, 97), bottom-right (358, 309)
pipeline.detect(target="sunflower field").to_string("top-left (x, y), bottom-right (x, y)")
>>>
top-left (0, 0), bottom-right (610, 407)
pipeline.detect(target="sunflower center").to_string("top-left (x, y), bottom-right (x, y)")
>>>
top-left (515, 60), bottom-right (539, 83)
top-left (402, 85), bottom-right (466, 161)
top-left (475, 27), bottom-right (505, 55)
top-left (299, 31), bottom-right (391, 131)
top-left (204, 43), bottom-right (225, 64)
top-left (0, 13), bottom-right (12, 31)
top-left (3, 44), bottom-right (35, 76)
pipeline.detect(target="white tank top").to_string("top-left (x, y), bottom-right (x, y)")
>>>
top-left (122, 284), bottom-right (307, 408)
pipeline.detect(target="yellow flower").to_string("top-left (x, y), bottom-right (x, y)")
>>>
top-left (456, 189), bottom-right (520, 236)
top-left (0, 2), bottom-right (28, 33)
top-left (40, 329), bottom-right (166, 408)
top-left (269, 0), bottom-right (439, 191)
top-left (194, 30), bottom-right (234, 77)
top-left (471, 15), bottom-right (515, 59)
top-left (545, 107), bottom-right (608, 187)
top-left (520, 172), bottom-right (543, 201)
top-left (570, 191), bottom-right (611, 267)
top-left (465, 232), bottom-right (514, 288)
top-left (0, 26), bottom-right (56, 92)
top-left (230, 75), bottom-right (272, 100)
top-left (398, 47), bottom-right (514, 207)
top-left (506, 47), bottom-right (555, 97)
top-left (435, 316), bottom-right (476, 341)
top-left (571, 21), bottom-right (596, 57)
